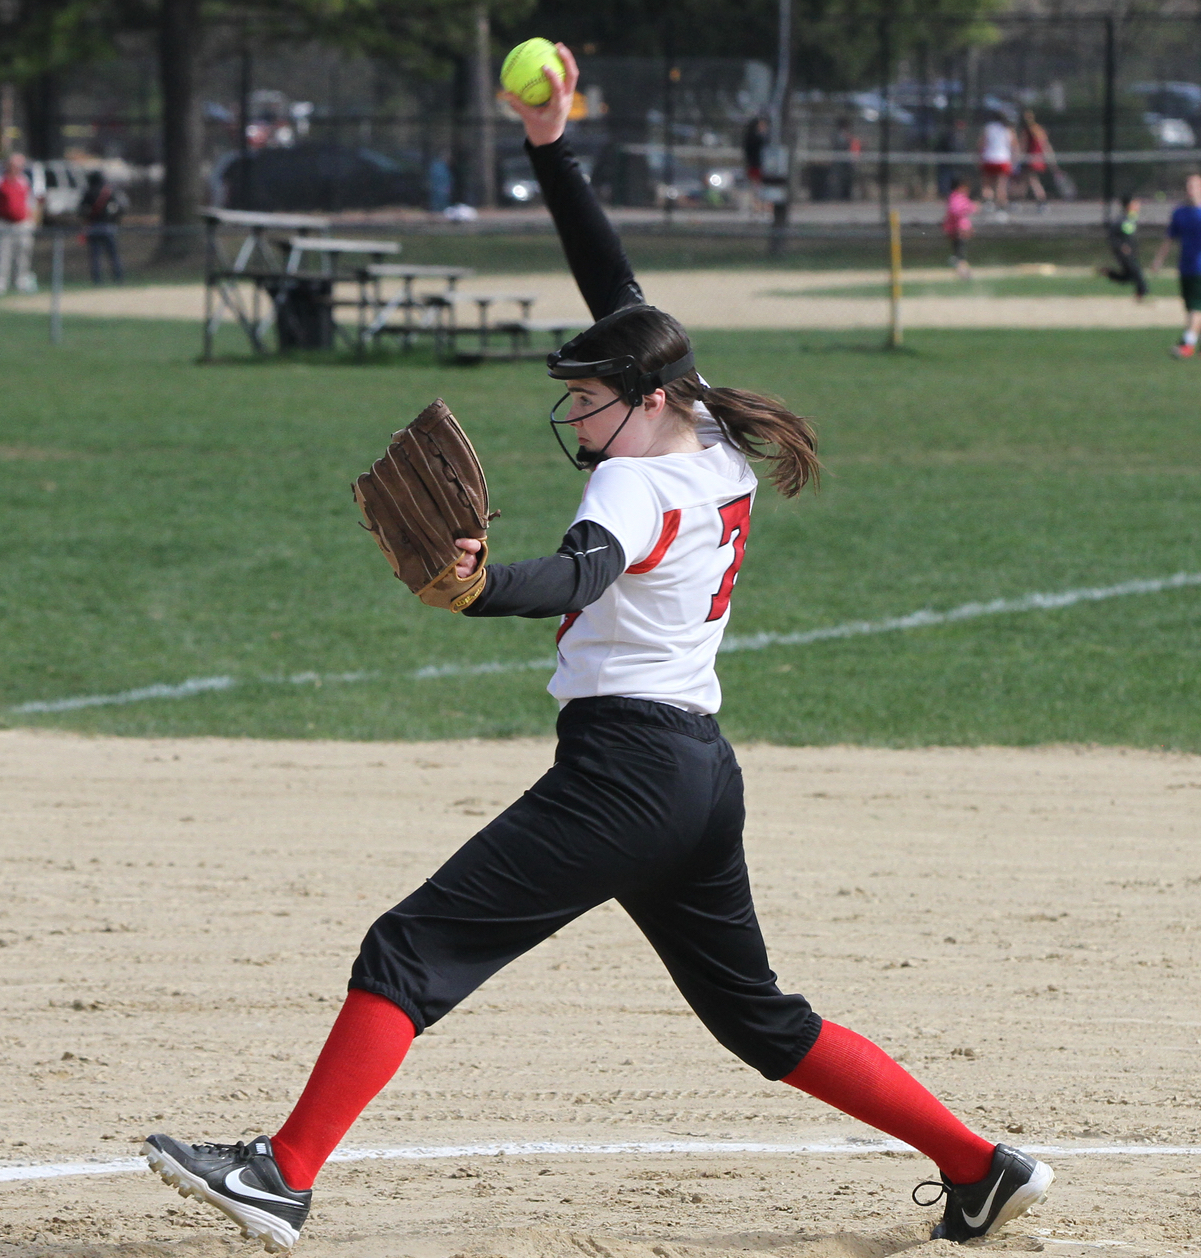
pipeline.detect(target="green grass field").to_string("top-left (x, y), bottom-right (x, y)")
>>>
top-left (41, 223), bottom-right (1133, 286)
top-left (784, 273), bottom-right (1179, 300)
top-left (2, 312), bottom-right (1198, 747)
top-left (378, 229), bottom-right (1127, 275)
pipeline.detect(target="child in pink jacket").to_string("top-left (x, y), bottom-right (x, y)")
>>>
top-left (943, 177), bottom-right (977, 279)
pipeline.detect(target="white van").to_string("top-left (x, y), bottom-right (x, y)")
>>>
top-left (26, 160), bottom-right (88, 220)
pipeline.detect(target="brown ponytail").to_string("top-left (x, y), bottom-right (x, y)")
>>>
top-left (561, 304), bottom-right (820, 498)
top-left (683, 385), bottom-right (819, 499)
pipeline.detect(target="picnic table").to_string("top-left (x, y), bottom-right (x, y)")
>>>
top-left (359, 263), bottom-right (475, 346)
top-left (417, 291), bottom-right (540, 355)
top-left (198, 211), bottom-right (563, 360)
top-left (281, 236), bottom-right (400, 276)
top-left (201, 208), bottom-right (330, 273)
top-left (450, 315), bottom-right (590, 362)
top-left (354, 267), bottom-right (560, 359)
top-left (200, 208), bottom-right (333, 358)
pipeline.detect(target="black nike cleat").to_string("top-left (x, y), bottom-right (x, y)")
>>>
top-left (143, 1133), bottom-right (310, 1253)
top-left (914, 1143), bottom-right (1054, 1243)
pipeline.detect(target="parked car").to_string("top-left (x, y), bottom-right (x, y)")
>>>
top-left (1130, 82), bottom-right (1201, 149)
top-left (501, 154), bottom-right (542, 204)
top-left (842, 91), bottom-right (916, 128)
top-left (498, 131), bottom-right (610, 205)
top-left (213, 143), bottom-right (425, 211)
top-left (1145, 116), bottom-right (1196, 148)
top-left (27, 160), bottom-right (88, 220)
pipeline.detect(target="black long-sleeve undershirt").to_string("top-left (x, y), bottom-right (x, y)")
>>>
top-left (525, 136), bottom-right (644, 321)
top-left (463, 520), bottom-right (625, 619)
top-left (462, 137), bottom-right (640, 621)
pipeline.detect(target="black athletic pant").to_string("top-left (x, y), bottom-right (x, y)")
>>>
top-left (350, 697), bottom-right (822, 1079)
top-left (1105, 246), bottom-right (1147, 298)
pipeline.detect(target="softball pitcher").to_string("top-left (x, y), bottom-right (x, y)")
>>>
top-left (144, 43), bottom-right (1052, 1251)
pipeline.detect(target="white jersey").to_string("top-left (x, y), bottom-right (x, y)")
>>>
top-left (547, 427), bottom-right (757, 715)
top-left (981, 121), bottom-right (1013, 164)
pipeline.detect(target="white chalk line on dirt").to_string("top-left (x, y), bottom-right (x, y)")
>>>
top-left (9, 571), bottom-right (1201, 714)
top-left (4, 1139), bottom-right (1201, 1185)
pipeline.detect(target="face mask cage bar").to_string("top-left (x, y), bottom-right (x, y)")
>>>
top-left (548, 390), bottom-right (635, 471)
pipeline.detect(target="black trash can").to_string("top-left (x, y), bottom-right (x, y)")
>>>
top-left (267, 278), bottom-right (334, 350)
top-left (805, 163), bottom-right (832, 202)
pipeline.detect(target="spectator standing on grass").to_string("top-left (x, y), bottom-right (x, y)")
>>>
top-left (1100, 194), bottom-right (1147, 301)
top-left (79, 170), bottom-right (126, 285)
top-left (935, 117), bottom-right (968, 198)
top-left (978, 112), bottom-right (1016, 216)
top-left (1151, 172), bottom-right (1201, 358)
top-left (427, 153), bottom-right (452, 214)
top-left (832, 116), bottom-right (858, 200)
top-left (1015, 111), bottom-right (1055, 211)
top-left (0, 151), bottom-right (38, 294)
top-left (943, 176), bottom-right (977, 279)
top-left (742, 114), bottom-right (768, 208)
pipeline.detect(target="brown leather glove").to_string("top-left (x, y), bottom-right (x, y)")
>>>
top-left (353, 399), bottom-right (491, 612)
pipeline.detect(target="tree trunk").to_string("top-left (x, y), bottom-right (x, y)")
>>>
top-left (0, 84), bottom-right (13, 158)
top-left (20, 72), bottom-right (61, 160)
top-left (469, 4), bottom-right (495, 208)
top-left (159, 0), bottom-right (201, 256)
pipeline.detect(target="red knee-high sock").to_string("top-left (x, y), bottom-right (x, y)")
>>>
top-left (272, 990), bottom-right (415, 1191)
top-left (783, 1021), bottom-right (994, 1185)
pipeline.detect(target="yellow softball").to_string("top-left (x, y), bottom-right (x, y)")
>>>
top-left (500, 38), bottom-right (566, 107)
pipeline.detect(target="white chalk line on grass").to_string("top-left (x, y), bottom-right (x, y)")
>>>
top-left (3, 1138), bottom-right (1200, 1185)
top-left (718, 570), bottom-right (1201, 655)
top-left (9, 571), bottom-right (1201, 714)
top-left (10, 670), bottom-right (379, 715)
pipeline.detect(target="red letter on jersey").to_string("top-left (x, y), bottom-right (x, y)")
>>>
top-left (706, 494), bottom-right (752, 622)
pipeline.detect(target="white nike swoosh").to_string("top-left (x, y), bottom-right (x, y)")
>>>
top-left (962, 1176), bottom-right (1004, 1230)
top-left (223, 1165), bottom-right (297, 1208)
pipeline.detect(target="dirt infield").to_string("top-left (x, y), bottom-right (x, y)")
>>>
top-left (2, 729), bottom-right (1200, 1258)
top-left (0, 268), bottom-right (1186, 329)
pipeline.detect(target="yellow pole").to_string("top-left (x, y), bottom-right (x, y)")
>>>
top-left (888, 208), bottom-right (903, 348)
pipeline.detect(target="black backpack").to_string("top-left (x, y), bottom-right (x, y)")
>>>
top-left (90, 186), bottom-right (126, 224)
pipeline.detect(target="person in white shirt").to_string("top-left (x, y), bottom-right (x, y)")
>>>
top-left (978, 112), bottom-right (1017, 212)
top-left (142, 44), bottom-right (1053, 1254)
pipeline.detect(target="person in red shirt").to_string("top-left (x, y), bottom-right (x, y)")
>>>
top-left (0, 152), bottom-right (38, 294)
top-left (1014, 111), bottom-right (1056, 211)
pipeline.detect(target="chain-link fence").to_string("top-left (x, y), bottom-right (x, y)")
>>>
top-left (2, 10), bottom-right (1199, 296)
top-left (14, 15), bottom-right (1194, 219)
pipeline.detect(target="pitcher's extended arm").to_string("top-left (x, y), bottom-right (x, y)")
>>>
top-left (503, 43), bottom-right (644, 320)
top-left (527, 137), bottom-right (643, 320)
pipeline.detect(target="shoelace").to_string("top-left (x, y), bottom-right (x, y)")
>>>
top-left (194, 1140), bottom-right (247, 1157)
top-left (912, 1179), bottom-right (950, 1207)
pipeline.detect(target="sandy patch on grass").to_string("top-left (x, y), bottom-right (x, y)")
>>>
top-left (0, 268), bottom-right (1186, 329)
